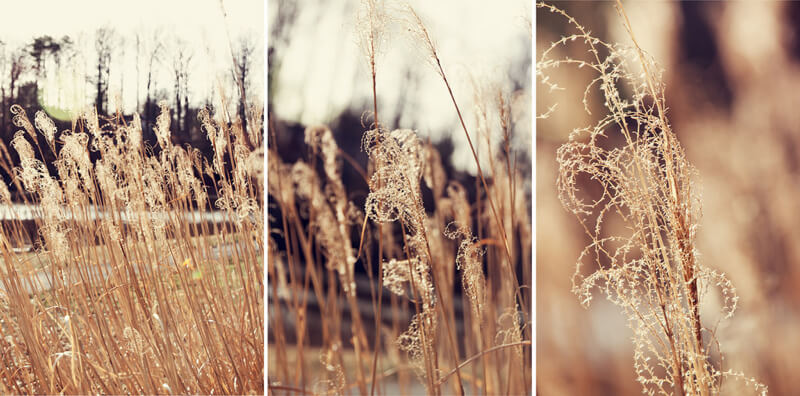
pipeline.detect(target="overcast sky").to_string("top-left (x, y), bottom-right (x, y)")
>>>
top-left (1, 0), bottom-right (264, 114)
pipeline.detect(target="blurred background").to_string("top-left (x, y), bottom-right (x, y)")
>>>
top-left (537, 1), bottom-right (800, 395)
top-left (268, 0), bottom-right (531, 175)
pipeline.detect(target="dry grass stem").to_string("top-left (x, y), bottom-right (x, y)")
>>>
top-left (538, 2), bottom-right (766, 395)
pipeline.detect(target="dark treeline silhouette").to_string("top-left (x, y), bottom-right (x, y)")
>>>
top-left (0, 28), bottom-right (261, 201)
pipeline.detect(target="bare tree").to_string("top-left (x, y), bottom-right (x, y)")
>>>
top-left (135, 32), bottom-right (141, 112)
top-left (143, 28), bottom-right (164, 122)
top-left (0, 41), bottom-right (7, 131)
top-left (232, 35), bottom-right (255, 142)
top-left (169, 37), bottom-right (193, 137)
top-left (7, 47), bottom-right (26, 114)
top-left (94, 27), bottom-right (119, 115)
top-left (9, 48), bottom-right (26, 105)
top-left (0, 41), bottom-right (8, 134)
top-left (29, 36), bottom-right (57, 86)
top-left (116, 35), bottom-right (126, 113)
top-left (0, 43), bottom-right (26, 137)
top-left (51, 36), bottom-right (75, 109)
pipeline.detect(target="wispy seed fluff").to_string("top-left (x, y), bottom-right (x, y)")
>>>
top-left (362, 128), bottom-right (426, 232)
top-left (495, 305), bottom-right (524, 358)
top-left (356, 0), bottom-right (389, 71)
top-left (291, 161), bottom-right (356, 296)
top-left (363, 129), bottom-right (435, 307)
top-left (363, 126), bottom-right (439, 391)
top-left (34, 110), bottom-right (57, 148)
top-left (58, 131), bottom-right (94, 197)
top-left (396, 306), bottom-right (437, 381)
top-left (382, 257), bottom-right (433, 304)
top-left (10, 105), bottom-right (35, 138)
top-left (0, 179), bottom-right (10, 204)
top-left (154, 101), bottom-right (172, 149)
top-left (11, 132), bottom-right (46, 193)
top-left (128, 113), bottom-right (143, 150)
top-left (305, 125), bottom-right (358, 296)
top-left (445, 223), bottom-right (486, 319)
top-left (199, 108), bottom-right (227, 174)
top-left (82, 108), bottom-right (102, 149)
top-left (11, 119), bottom-right (68, 258)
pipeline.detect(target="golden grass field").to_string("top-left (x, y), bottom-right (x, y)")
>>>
top-left (0, 102), bottom-right (264, 394)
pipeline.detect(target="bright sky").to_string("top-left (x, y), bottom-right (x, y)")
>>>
top-left (1, 0), bottom-right (264, 114)
top-left (269, 0), bottom-right (531, 173)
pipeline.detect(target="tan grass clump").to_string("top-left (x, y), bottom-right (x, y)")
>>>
top-left (538, 2), bottom-right (765, 395)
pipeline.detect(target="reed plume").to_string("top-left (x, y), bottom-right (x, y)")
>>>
top-left (538, 2), bottom-right (766, 394)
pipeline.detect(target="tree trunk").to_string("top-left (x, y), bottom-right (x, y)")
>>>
top-left (175, 79), bottom-right (181, 138)
top-left (96, 61), bottom-right (103, 114)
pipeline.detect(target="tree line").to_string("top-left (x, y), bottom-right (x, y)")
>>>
top-left (0, 27), bottom-right (260, 152)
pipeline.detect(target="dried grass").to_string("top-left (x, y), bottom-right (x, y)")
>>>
top-left (0, 101), bottom-right (264, 394)
top-left (267, 2), bottom-right (532, 395)
top-left (537, 2), bottom-right (765, 395)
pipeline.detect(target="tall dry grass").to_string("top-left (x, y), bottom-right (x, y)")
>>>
top-left (537, 2), bottom-right (765, 395)
top-left (268, 1), bottom-right (531, 395)
top-left (0, 100), bottom-right (264, 394)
